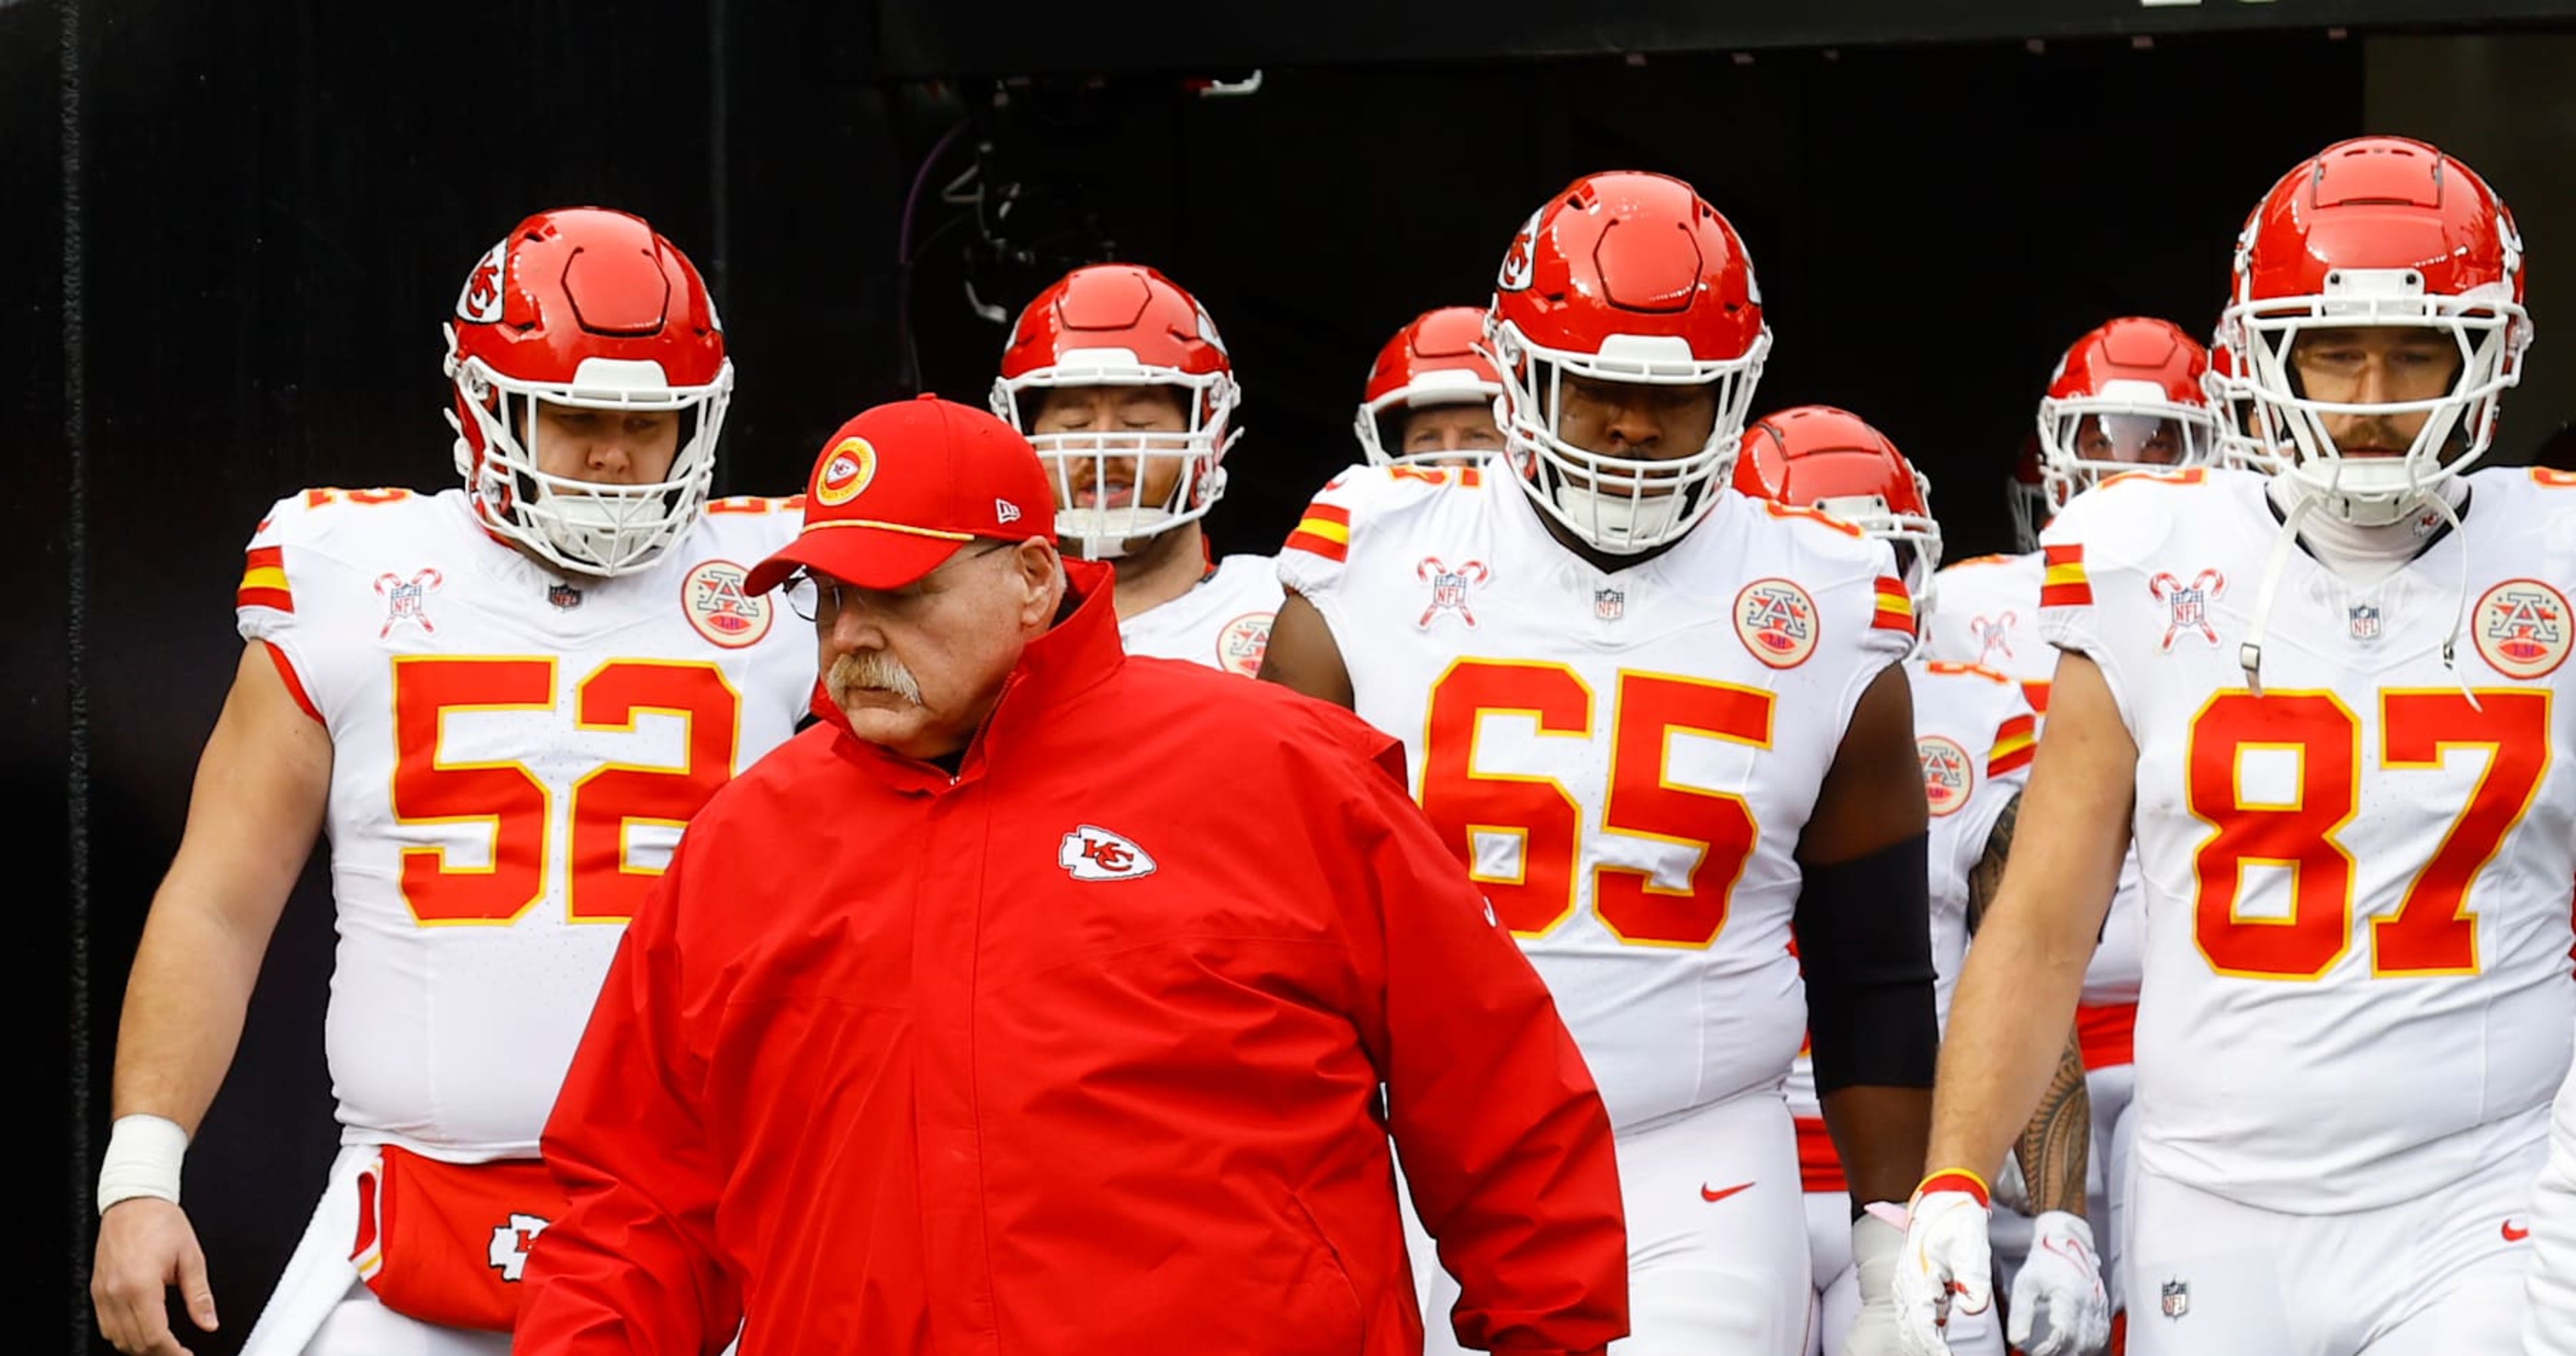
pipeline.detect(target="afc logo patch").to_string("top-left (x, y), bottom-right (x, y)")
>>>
top-left (2472, 578), bottom-right (2571, 679)
top-left (1215, 612), bottom-right (1273, 677)
top-left (2149, 569), bottom-right (2226, 652)
top-left (682, 559), bottom-right (774, 649)
top-left (1733, 577), bottom-right (1818, 669)
top-left (1918, 736), bottom-right (1973, 818)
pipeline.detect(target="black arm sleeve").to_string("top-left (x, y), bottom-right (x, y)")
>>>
top-left (1792, 831), bottom-right (1937, 1094)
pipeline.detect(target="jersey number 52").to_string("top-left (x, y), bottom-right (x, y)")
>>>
top-left (391, 656), bottom-right (742, 927)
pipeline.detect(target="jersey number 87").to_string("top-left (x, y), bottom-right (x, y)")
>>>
top-left (2189, 688), bottom-right (2548, 979)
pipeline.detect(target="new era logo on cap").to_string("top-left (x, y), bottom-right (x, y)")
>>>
top-left (746, 394), bottom-right (1058, 594)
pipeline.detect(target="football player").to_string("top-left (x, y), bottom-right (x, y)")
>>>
top-left (1920, 317), bottom-right (2224, 1341)
top-left (89, 208), bottom-right (813, 1356)
top-left (1898, 136), bottom-right (2569, 1356)
top-left (990, 262), bottom-right (1279, 676)
top-left (1353, 305), bottom-right (1507, 468)
top-left (1736, 406), bottom-right (2106, 1356)
top-left (1261, 170), bottom-right (1938, 1356)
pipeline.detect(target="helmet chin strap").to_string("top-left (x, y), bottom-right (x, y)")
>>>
top-left (2240, 477), bottom-right (2476, 709)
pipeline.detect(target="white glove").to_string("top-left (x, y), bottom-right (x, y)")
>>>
top-left (2009, 1210), bottom-right (2110, 1356)
top-left (1842, 1208), bottom-right (1909, 1356)
top-left (1891, 1177), bottom-right (1995, 1356)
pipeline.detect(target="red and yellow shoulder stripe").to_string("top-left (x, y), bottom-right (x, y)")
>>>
top-left (1988, 713), bottom-right (2037, 777)
top-left (238, 545), bottom-right (293, 613)
top-left (1285, 502), bottom-right (1352, 563)
top-left (2039, 543), bottom-right (2091, 607)
top-left (1871, 575), bottom-right (1915, 635)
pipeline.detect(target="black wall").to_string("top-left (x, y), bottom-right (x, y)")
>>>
top-left (24, 4), bottom-right (2386, 1351)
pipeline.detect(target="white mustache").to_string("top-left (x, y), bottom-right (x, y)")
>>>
top-left (828, 651), bottom-right (924, 707)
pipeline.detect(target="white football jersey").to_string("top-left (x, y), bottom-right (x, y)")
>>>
top-left (1927, 550), bottom-right (2145, 1011)
top-left (2040, 464), bottom-right (2576, 1212)
top-left (1925, 553), bottom-right (2052, 713)
top-left (235, 488), bottom-right (814, 1160)
top-left (1117, 553), bottom-right (1281, 676)
top-left (1784, 659), bottom-right (2035, 1124)
top-left (1280, 464), bottom-right (1915, 1130)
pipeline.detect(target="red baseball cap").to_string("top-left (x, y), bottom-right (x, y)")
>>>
top-left (747, 394), bottom-right (1058, 593)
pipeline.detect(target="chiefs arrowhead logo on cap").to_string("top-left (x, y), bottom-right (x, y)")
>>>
top-left (813, 437), bottom-right (879, 508)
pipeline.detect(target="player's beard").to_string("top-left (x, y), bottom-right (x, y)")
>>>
top-left (826, 650), bottom-right (925, 709)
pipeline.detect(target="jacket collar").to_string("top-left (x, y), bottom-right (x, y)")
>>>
top-left (821, 558), bottom-right (1125, 793)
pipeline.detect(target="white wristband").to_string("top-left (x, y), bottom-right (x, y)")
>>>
top-left (97, 1114), bottom-right (188, 1215)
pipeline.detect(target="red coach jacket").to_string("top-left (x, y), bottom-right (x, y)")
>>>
top-left (517, 563), bottom-right (1628, 1356)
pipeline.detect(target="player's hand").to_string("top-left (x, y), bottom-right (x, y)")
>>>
top-left (92, 1197), bottom-right (218, 1356)
top-left (2007, 1210), bottom-right (2109, 1356)
top-left (1891, 1185), bottom-right (1994, 1356)
top-left (1841, 1206), bottom-right (1911, 1356)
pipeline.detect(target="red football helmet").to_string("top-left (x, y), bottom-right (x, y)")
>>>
top-left (2202, 332), bottom-right (2285, 474)
top-left (1736, 406), bottom-right (1941, 602)
top-left (2033, 317), bottom-right (2222, 515)
top-left (2220, 136), bottom-right (2530, 522)
top-left (444, 207), bottom-right (731, 576)
top-left (1352, 306), bottom-right (1504, 465)
top-left (1487, 171), bottom-right (1771, 553)
top-left (989, 263), bottom-right (1242, 559)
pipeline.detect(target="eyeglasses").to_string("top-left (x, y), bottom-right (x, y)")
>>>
top-left (784, 540), bottom-right (1015, 624)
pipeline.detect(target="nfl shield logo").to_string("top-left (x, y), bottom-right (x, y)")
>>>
top-left (1594, 586), bottom-right (1625, 622)
top-left (2348, 602), bottom-right (2380, 641)
top-left (2160, 1279), bottom-right (2190, 1320)
top-left (548, 581), bottom-right (584, 611)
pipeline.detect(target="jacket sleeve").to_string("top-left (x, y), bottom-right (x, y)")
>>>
top-left (1337, 734), bottom-right (1630, 1356)
top-left (519, 845), bottom-right (741, 1356)
top-left (2529, 1041), bottom-right (2576, 1356)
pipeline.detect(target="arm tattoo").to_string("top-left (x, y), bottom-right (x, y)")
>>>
top-left (1966, 793), bottom-right (2019, 936)
top-left (1967, 791), bottom-right (2093, 1214)
top-left (2017, 1029), bottom-right (2093, 1216)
